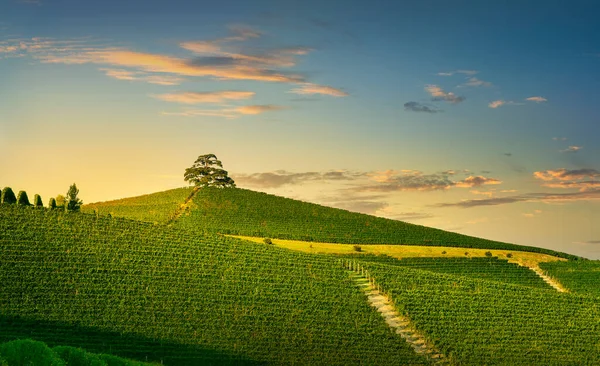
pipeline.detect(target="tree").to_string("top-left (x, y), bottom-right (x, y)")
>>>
top-left (55, 195), bottom-right (65, 210)
top-left (1, 187), bottom-right (17, 204)
top-left (48, 197), bottom-right (57, 210)
top-left (16, 191), bottom-right (31, 206)
top-left (33, 194), bottom-right (43, 208)
top-left (184, 154), bottom-right (236, 188)
top-left (65, 183), bottom-right (83, 212)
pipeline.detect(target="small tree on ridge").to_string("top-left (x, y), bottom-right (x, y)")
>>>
top-left (65, 183), bottom-right (83, 212)
top-left (184, 154), bottom-right (236, 188)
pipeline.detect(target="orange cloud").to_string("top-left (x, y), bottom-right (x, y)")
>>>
top-left (425, 85), bottom-right (465, 103)
top-left (454, 176), bottom-right (502, 188)
top-left (289, 83), bottom-right (348, 97)
top-left (153, 91), bottom-right (255, 104)
top-left (488, 100), bottom-right (505, 108)
top-left (526, 96), bottom-right (547, 103)
top-left (235, 105), bottom-right (287, 115)
top-left (162, 104), bottom-right (287, 118)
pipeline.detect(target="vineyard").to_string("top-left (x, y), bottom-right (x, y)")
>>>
top-left (82, 187), bottom-right (194, 223)
top-left (356, 261), bottom-right (600, 365)
top-left (539, 260), bottom-right (600, 298)
top-left (342, 254), bottom-right (552, 289)
top-left (172, 187), bottom-right (580, 260)
top-left (0, 205), bottom-right (426, 365)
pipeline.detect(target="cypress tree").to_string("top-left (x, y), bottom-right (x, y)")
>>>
top-left (17, 191), bottom-right (31, 206)
top-left (48, 197), bottom-right (57, 210)
top-left (33, 194), bottom-right (43, 208)
top-left (1, 187), bottom-right (17, 204)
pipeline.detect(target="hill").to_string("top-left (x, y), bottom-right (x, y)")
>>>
top-left (0, 205), bottom-right (425, 365)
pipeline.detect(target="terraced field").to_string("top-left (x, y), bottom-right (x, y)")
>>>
top-left (539, 260), bottom-right (600, 297)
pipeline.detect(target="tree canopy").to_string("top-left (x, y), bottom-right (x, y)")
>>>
top-left (65, 183), bottom-right (83, 212)
top-left (184, 154), bottom-right (236, 188)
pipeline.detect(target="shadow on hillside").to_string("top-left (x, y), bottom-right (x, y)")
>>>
top-left (0, 314), bottom-right (264, 366)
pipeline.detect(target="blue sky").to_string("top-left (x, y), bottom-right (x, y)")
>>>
top-left (1, 0), bottom-right (599, 258)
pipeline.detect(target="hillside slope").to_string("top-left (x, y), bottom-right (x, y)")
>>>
top-left (172, 187), bottom-right (580, 260)
top-left (0, 205), bottom-right (425, 365)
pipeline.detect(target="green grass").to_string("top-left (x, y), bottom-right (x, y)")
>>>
top-left (173, 187), bottom-right (580, 259)
top-left (0, 205), bottom-right (425, 365)
top-left (357, 261), bottom-right (600, 365)
top-left (82, 187), bottom-right (194, 223)
top-left (539, 260), bottom-right (600, 298)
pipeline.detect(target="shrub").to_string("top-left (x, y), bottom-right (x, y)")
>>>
top-left (17, 191), bottom-right (31, 206)
top-left (442, 251), bottom-right (447, 255)
top-left (33, 194), bottom-right (43, 208)
top-left (353, 245), bottom-right (362, 252)
top-left (506, 253), bottom-right (513, 258)
top-left (53, 346), bottom-right (105, 366)
top-left (49, 197), bottom-right (57, 210)
top-left (0, 339), bottom-right (65, 366)
top-left (263, 238), bottom-right (273, 245)
top-left (464, 252), bottom-right (469, 256)
top-left (485, 251), bottom-right (493, 257)
top-left (1, 187), bottom-right (16, 204)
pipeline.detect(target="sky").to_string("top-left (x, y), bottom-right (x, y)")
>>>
top-left (1, 0), bottom-right (599, 258)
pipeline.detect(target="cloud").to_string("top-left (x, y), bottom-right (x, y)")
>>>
top-left (461, 77), bottom-right (492, 87)
top-left (403, 101), bottom-right (440, 113)
top-left (235, 105), bottom-right (287, 114)
top-left (466, 217), bottom-right (488, 225)
top-left (329, 200), bottom-right (389, 215)
top-left (289, 83), bottom-right (348, 97)
top-left (354, 171), bottom-right (501, 192)
top-left (553, 137), bottom-right (567, 141)
top-left (488, 100), bottom-right (505, 108)
top-left (533, 168), bottom-right (600, 182)
top-left (100, 68), bottom-right (185, 85)
top-left (526, 96), bottom-right (547, 103)
top-left (435, 189), bottom-right (600, 208)
top-left (560, 146), bottom-right (583, 153)
top-left (152, 91), bottom-right (255, 104)
top-left (233, 170), bottom-right (365, 188)
top-left (162, 104), bottom-right (287, 118)
top-left (437, 70), bottom-right (478, 76)
top-left (425, 85), bottom-right (465, 104)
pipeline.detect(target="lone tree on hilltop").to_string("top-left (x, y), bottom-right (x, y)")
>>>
top-left (65, 183), bottom-right (83, 212)
top-left (184, 154), bottom-right (236, 188)
top-left (17, 191), bottom-right (31, 206)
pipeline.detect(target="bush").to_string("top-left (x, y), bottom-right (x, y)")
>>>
top-left (464, 252), bottom-right (469, 256)
top-left (506, 253), bottom-right (513, 258)
top-left (263, 238), bottom-right (273, 245)
top-left (33, 194), bottom-right (43, 208)
top-left (0, 339), bottom-right (65, 366)
top-left (17, 191), bottom-right (31, 206)
top-left (49, 197), bottom-right (57, 210)
top-left (441, 251), bottom-right (447, 255)
top-left (53, 346), bottom-right (106, 366)
top-left (485, 251), bottom-right (493, 257)
top-left (353, 245), bottom-right (362, 252)
top-left (1, 187), bottom-right (16, 204)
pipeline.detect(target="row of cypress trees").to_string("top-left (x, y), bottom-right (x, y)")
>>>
top-left (1, 185), bottom-right (81, 211)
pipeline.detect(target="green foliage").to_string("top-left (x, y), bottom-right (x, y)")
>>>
top-left (263, 238), bottom-right (272, 244)
top-left (506, 253), bottom-right (513, 258)
top-left (539, 260), bottom-right (600, 298)
top-left (353, 245), bottom-right (362, 252)
top-left (17, 191), bottom-right (31, 206)
top-left (53, 346), bottom-right (108, 366)
top-left (49, 197), bottom-right (57, 210)
top-left (34, 194), bottom-right (44, 208)
top-left (1, 187), bottom-right (16, 205)
top-left (484, 251), bottom-right (493, 257)
top-left (82, 187), bottom-right (193, 223)
top-left (0, 205), bottom-right (424, 365)
top-left (0, 339), bottom-right (65, 366)
top-left (174, 187), bottom-right (579, 260)
top-left (66, 183), bottom-right (83, 212)
top-left (361, 261), bottom-right (600, 364)
top-left (184, 154), bottom-right (235, 188)
top-left (56, 195), bottom-right (66, 208)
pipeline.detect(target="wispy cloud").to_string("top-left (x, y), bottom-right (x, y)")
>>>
top-left (233, 170), bottom-right (366, 188)
top-left (152, 91), bottom-right (255, 104)
top-left (162, 104), bottom-right (287, 118)
top-left (354, 171), bottom-right (501, 192)
top-left (403, 101), bottom-right (440, 113)
top-left (289, 83), bottom-right (348, 97)
top-left (526, 96), bottom-right (547, 103)
top-left (437, 70), bottom-right (478, 76)
top-left (100, 68), bottom-right (185, 85)
top-left (553, 137), bottom-right (567, 141)
top-left (533, 168), bottom-right (600, 192)
top-left (488, 100), bottom-right (523, 108)
top-left (460, 77), bottom-right (492, 87)
top-left (435, 189), bottom-right (600, 208)
top-left (560, 146), bottom-right (583, 153)
top-left (425, 85), bottom-right (465, 104)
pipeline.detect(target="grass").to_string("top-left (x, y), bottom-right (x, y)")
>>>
top-left (230, 235), bottom-right (566, 268)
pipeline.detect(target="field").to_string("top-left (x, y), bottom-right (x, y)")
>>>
top-left (2, 186), bottom-right (599, 365)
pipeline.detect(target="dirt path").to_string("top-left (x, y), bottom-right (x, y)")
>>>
top-left (530, 266), bottom-right (568, 293)
top-left (344, 262), bottom-right (447, 364)
top-left (167, 187), bottom-right (199, 225)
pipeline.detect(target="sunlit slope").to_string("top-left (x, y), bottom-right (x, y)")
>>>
top-left (539, 260), bottom-right (600, 297)
top-left (176, 187), bottom-right (579, 259)
top-left (82, 187), bottom-right (194, 223)
top-left (359, 261), bottom-right (600, 365)
top-left (0, 205), bottom-right (425, 365)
